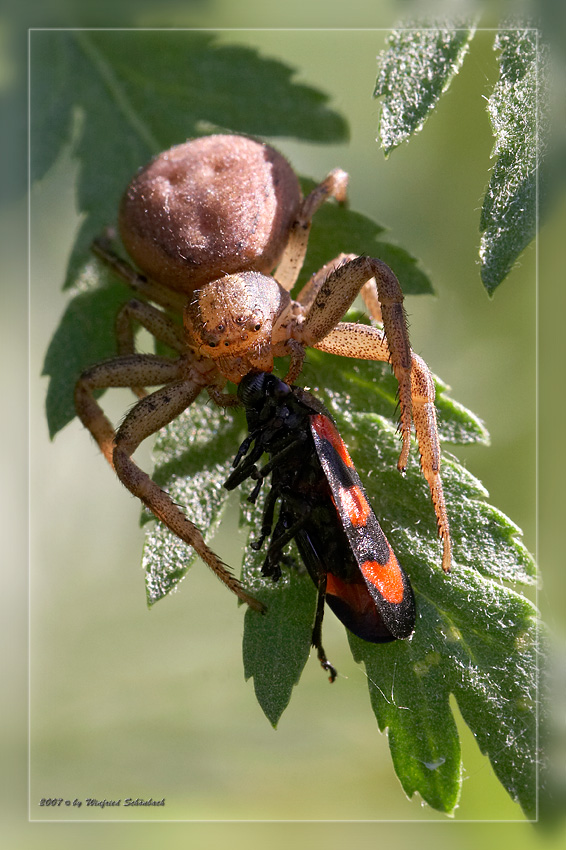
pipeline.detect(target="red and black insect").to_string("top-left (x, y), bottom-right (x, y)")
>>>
top-left (224, 372), bottom-right (416, 680)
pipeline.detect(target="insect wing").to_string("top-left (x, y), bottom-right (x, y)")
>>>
top-left (310, 414), bottom-right (415, 639)
top-left (293, 523), bottom-right (396, 644)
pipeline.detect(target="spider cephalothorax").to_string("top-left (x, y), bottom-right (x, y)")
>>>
top-left (74, 133), bottom-right (451, 611)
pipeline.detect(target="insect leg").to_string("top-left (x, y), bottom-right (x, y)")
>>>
top-left (262, 511), bottom-right (308, 576)
top-left (311, 573), bottom-right (337, 683)
top-left (250, 485), bottom-right (279, 551)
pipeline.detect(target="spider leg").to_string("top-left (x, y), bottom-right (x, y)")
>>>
top-left (92, 234), bottom-right (187, 313)
top-left (113, 387), bottom-right (263, 610)
top-left (295, 252), bottom-right (357, 311)
top-left (337, 265), bottom-right (450, 571)
top-left (75, 353), bottom-right (184, 464)
top-left (206, 386), bottom-right (240, 407)
top-left (294, 255), bottom-right (452, 572)
top-left (312, 323), bottom-right (452, 572)
top-left (410, 354), bottom-right (452, 572)
top-left (313, 321), bottom-right (412, 465)
top-left (92, 234), bottom-right (190, 398)
top-left (274, 169), bottom-right (348, 291)
top-left (297, 256), bottom-right (412, 455)
top-left (75, 354), bottom-right (264, 609)
top-left (116, 299), bottom-right (185, 357)
top-left (115, 299), bottom-right (186, 397)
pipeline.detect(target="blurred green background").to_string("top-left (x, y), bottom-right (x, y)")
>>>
top-left (4, 2), bottom-right (566, 848)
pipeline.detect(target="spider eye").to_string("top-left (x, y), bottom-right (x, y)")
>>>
top-left (253, 322), bottom-right (261, 332)
top-left (216, 323), bottom-right (225, 333)
top-left (208, 341), bottom-right (217, 348)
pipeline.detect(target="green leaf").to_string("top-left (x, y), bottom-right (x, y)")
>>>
top-left (350, 568), bottom-right (537, 816)
top-left (479, 29), bottom-right (545, 293)
top-left (229, 349), bottom-right (537, 815)
top-left (374, 25), bottom-right (476, 155)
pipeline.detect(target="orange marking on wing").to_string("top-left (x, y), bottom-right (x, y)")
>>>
top-left (311, 414), bottom-right (354, 468)
top-left (361, 555), bottom-right (405, 604)
top-left (326, 573), bottom-right (377, 616)
top-left (339, 484), bottom-right (371, 527)
top-left (325, 572), bottom-right (341, 597)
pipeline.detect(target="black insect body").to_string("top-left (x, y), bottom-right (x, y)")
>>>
top-left (224, 372), bottom-right (416, 680)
